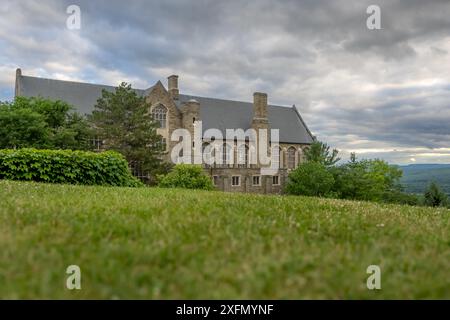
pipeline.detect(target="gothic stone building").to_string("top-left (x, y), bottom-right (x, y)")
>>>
top-left (14, 68), bottom-right (314, 194)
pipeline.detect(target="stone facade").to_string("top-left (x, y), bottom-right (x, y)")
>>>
top-left (147, 75), bottom-right (312, 194)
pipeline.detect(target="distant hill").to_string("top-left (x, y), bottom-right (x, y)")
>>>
top-left (399, 164), bottom-right (450, 195)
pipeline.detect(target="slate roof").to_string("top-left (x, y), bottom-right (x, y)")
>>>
top-left (16, 74), bottom-right (314, 144)
top-left (177, 94), bottom-right (314, 144)
top-left (17, 75), bottom-right (151, 116)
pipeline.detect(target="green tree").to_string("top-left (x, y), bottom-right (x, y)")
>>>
top-left (285, 161), bottom-right (335, 197)
top-left (424, 182), bottom-right (448, 207)
top-left (0, 97), bottom-right (92, 150)
top-left (158, 164), bottom-right (214, 190)
top-left (331, 155), bottom-right (403, 202)
top-left (304, 140), bottom-right (340, 166)
top-left (0, 107), bottom-right (48, 148)
top-left (89, 82), bottom-right (169, 176)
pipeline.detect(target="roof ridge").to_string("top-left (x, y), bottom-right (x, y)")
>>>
top-left (20, 74), bottom-right (149, 92)
top-left (179, 93), bottom-right (292, 109)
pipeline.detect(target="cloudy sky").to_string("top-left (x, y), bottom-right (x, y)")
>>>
top-left (1, 0), bottom-right (449, 164)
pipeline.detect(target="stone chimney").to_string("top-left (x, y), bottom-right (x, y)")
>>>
top-left (168, 74), bottom-right (179, 100)
top-left (252, 92), bottom-right (270, 167)
top-left (253, 92), bottom-right (268, 119)
top-left (15, 68), bottom-right (22, 97)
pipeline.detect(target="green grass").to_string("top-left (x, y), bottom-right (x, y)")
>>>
top-left (0, 180), bottom-right (449, 299)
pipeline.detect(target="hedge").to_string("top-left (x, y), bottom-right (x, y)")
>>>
top-left (0, 148), bottom-right (143, 187)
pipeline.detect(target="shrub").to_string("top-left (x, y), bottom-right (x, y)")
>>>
top-left (424, 182), bottom-right (448, 207)
top-left (0, 148), bottom-right (142, 187)
top-left (158, 164), bottom-right (214, 190)
top-left (381, 190), bottom-right (422, 206)
top-left (285, 162), bottom-right (335, 197)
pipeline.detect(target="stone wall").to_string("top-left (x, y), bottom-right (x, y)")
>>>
top-left (203, 167), bottom-right (289, 194)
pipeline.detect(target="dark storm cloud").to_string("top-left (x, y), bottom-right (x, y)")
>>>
top-left (1, 0), bottom-right (449, 163)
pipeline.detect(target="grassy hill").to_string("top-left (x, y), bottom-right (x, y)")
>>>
top-left (400, 164), bottom-right (450, 195)
top-left (0, 180), bottom-right (449, 299)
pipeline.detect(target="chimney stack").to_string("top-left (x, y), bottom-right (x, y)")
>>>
top-left (15, 68), bottom-right (22, 97)
top-left (253, 92), bottom-right (268, 119)
top-left (168, 75), bottom-right (179, 100)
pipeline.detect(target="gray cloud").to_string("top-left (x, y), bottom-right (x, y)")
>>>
top-left (1, 0), bottom-right (450, 164)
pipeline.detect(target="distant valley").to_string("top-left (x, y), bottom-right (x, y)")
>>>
top-left (399, 164), bottom-right (450, 195)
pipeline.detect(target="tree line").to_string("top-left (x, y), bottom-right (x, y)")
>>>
top-left (286, 141), bottom-right (449, 208)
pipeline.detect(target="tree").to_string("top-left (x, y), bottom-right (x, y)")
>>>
top-left (331, 155), bottom-right (403, 202)
top-left (0, 107), bottom-right (48, 148)
top-left (424, 182), bottom-right (448, 207)
top-left (158, 164), bottom-right (214, 190)
top-left (285, 162), bottom-right (335, 197)
top-left (89, 82), bottom-right (169, 176)
top-left (304, 140), bottom-right (340, 166)
top-left (0, 97), bottom-right (92, 150)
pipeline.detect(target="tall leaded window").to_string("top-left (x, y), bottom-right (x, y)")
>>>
top-left (287, 147), bottom-right (296, 169)
top-left (151, 105), bottom-right (167, 128)
top-left (272, 146), bottom-right (281, 168)
top-left (237, 144), bottom-right (249, 167)
top-left (222, 143), bottom-right (232, 165)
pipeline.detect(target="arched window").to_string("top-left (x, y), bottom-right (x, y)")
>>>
top-left (151, 105), bottom-right (167, 128)
top-left (222, 143), bottom-right (232, 166)
top-left (287, 147), bottom-right (296, 169)
top-left (203, 142), bottom-right (214, 166)
top-left (298, 147), bottom-right (304, 164)
top-left (237, 143), bottom-right (249, 167)
top-left (272, 146), bottom-right (282, 168)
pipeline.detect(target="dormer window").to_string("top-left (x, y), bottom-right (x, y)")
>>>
top-left (151, 105), bottom-right (167, 128)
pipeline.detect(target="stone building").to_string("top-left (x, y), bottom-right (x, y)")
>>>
top-left (14, 68), bottom-right (314, 193)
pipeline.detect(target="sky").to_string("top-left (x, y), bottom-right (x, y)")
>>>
top-left (1, 0), bottom-right (449, 165)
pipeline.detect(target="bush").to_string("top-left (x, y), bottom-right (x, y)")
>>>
top-left (424, 182), bottom-right (448, 207)
top-left (0, 148), bottom-right (142, 187)
top-left (381, 190), bottom-right (421, 206)
top-left (158, 164), bottom-right (214, 190)
top-left (285, 162), bottom-right (335, 197)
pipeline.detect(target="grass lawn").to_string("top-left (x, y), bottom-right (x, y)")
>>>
top-left (0, 180), bottom-right (449, 299)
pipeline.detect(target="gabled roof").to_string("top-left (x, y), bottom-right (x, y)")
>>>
top-left (16, 74), bottom-right (314, 144)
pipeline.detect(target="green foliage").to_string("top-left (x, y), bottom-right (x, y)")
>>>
top-left (381, 190), bottom-right (422, 206)
top-left (0, 148), bottom-right (142, 187)
top-left (331, 155), bottom-right (403, 202)
top-left (158, 164), bottom-right (214, 190)
top-left (0, 97), bottom-right (93, 150)
top-left (89, 83), bottom-right (169, 176)
top-left (424, 182), bottom-right (448, 207)
top-left (304, 140), bottom-right (340, 166)
top-left (0, 107), bottom-right (49, 148)
top-left (285, 162), bottom-right (335, 197)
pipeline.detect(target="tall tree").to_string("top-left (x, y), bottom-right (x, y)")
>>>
top-left (304, 140), bottom-right (341, 166)
top-left (424, 182), bottom-right (448, 207)
top-left (89, 82), bottom-right (168, 177)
